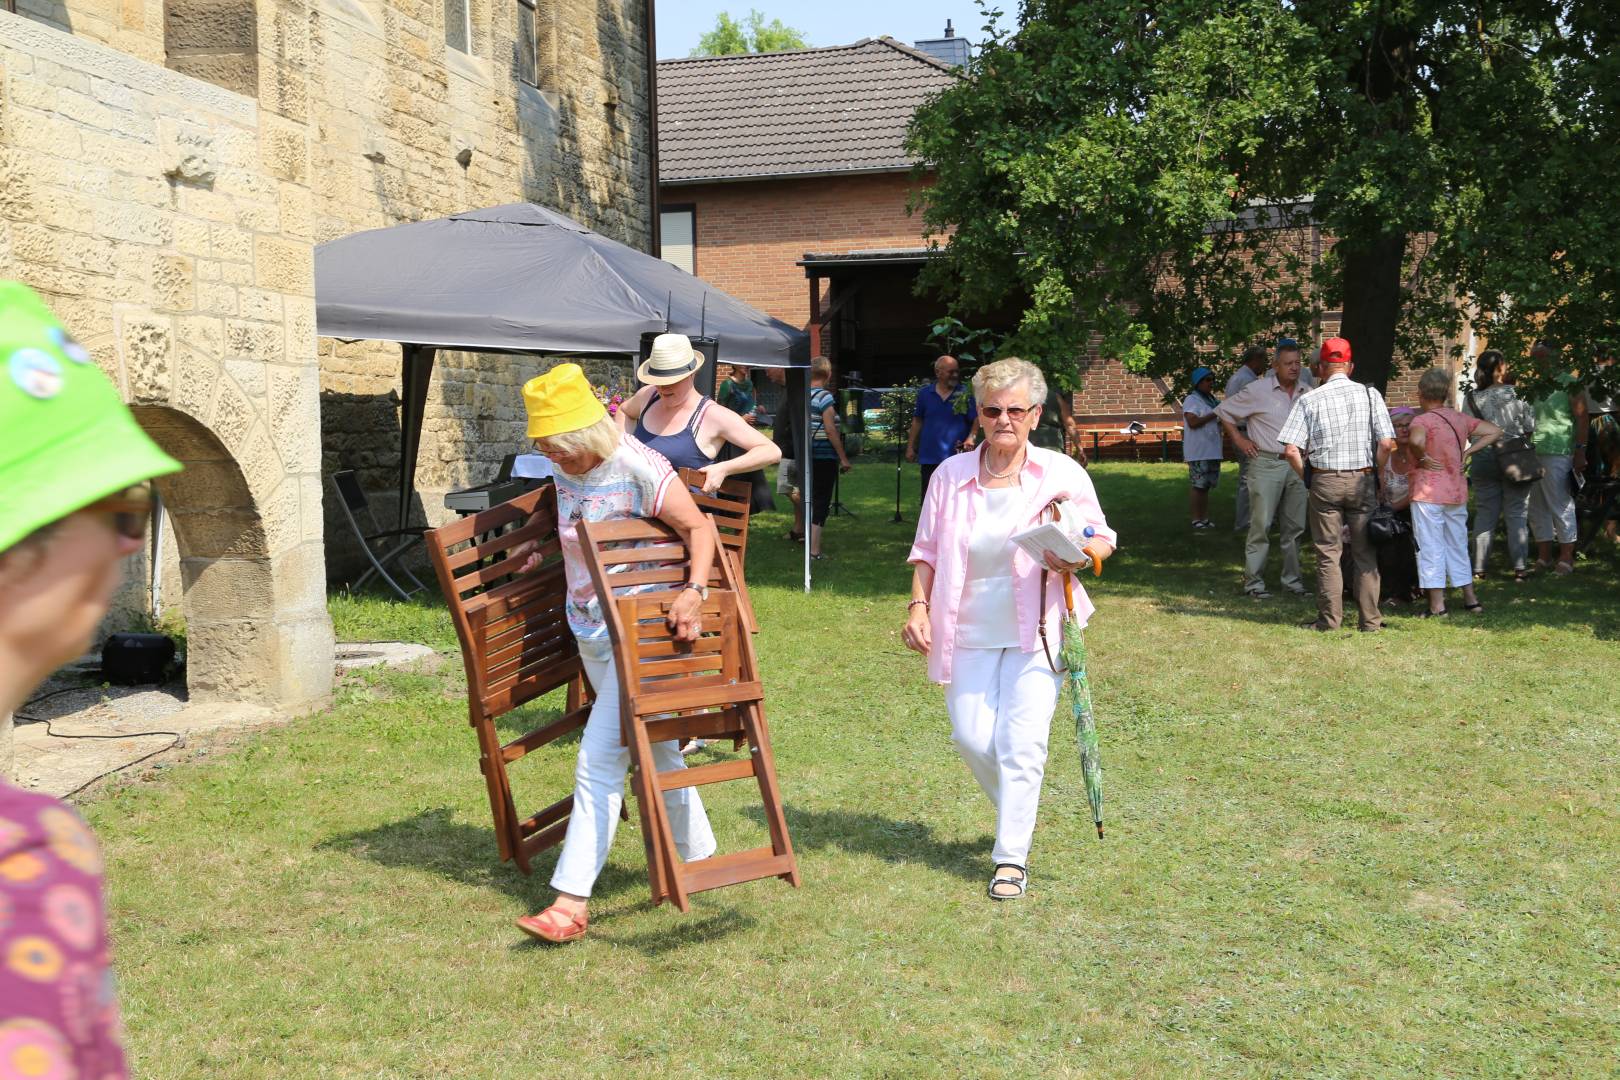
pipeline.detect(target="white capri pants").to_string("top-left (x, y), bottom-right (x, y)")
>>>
top-left (1412, 501), bottom-right (1472, 589)
top-left (1529, 454), bottom-right (1578, 544)
top-left (944, 646), bottom-right (1063, 869)
top-left (550, 649), bottom-right (717, 898)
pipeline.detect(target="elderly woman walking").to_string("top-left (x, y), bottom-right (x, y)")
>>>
top-left (902, 358), bottom-right (1116, 900)
top-left (513, 363), bottom-right (720, 943)
top-left (1408, 367), bottom-right (1501, 616)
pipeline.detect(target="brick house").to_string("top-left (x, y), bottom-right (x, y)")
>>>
top-left (656, 37), bottom-right (975, 393)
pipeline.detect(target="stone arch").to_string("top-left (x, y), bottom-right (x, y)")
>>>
top-left (129, 405), bottom-right (333, 709)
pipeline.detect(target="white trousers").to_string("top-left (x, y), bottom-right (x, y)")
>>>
top-left (550, 651), bottom-right (717, 897)
top-left (943, 646), bottom-right (1063, 869)
top-left (1412, 501), bottom-right (1472, 588)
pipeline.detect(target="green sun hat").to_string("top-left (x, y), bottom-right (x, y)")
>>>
top-left (0, 281), bottom-right (182, 554)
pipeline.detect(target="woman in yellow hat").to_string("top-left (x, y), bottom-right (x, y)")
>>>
top-left (0, 281), bottom-right (184, 1077)
top-left (513, 363), bottom-right (719, 943)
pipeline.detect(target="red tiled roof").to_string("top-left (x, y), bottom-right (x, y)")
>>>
top-left (658, 38), bottom-right (959, 184)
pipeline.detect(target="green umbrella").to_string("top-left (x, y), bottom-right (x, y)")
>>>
top-left (1058, 570), bottom-right (1105, 839)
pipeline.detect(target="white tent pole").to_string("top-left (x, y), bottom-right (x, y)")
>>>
top-left (802, 365), bottom-right (812, 593)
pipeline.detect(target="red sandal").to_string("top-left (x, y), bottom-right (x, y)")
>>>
top-left (516, 904), bottom-right (589, 943)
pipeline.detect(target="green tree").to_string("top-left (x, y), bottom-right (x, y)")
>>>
top-left (907, 1), bottom-right (1620, 394)
top-left (692, 9), bottom-right (810, 57)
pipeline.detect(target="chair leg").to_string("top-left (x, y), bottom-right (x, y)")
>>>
top-left (356, 536), bottom-right (424, 601)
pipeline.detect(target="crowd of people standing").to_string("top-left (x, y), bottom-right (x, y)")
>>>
top-left (1182, 335), bottom-right (1610, 628)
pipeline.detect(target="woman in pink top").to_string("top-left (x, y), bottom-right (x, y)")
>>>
top-left (1407, 368), bottom-right (1501, 616)
top-left (902, 359), bottom-right (1116, 900)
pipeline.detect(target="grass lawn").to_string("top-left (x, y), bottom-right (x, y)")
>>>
top-left (90, 461), bottom-right (1620, 1078)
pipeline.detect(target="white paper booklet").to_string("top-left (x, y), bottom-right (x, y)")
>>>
top-left (1010, 522), bottom-right (1091, 569)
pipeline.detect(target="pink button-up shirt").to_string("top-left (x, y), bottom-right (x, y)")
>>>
top-left (908, 445), bottom-right (1117, 684)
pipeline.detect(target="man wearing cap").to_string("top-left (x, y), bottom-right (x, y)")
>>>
top-left (1278, 337), bottom-right (1397, 631)
top-left (1218, 344), bottom-right (1310, 598)
top-left (1, 282), bottom-right (185, 1075)
top-left (1181, 366), bottom-right (1223, 529)
top-left (1226, 345), bottom-right (1271, 532)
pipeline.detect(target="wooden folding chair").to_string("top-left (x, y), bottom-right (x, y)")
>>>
top-left (425, 484), bottom-right (604, 874)
top-left (677, 467), bottom-right (756, 632)
top-left (578, 516), bottom-right (798, 911)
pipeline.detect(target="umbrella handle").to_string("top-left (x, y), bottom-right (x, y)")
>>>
top-left (1062, 571), bottom-right (1076, 614)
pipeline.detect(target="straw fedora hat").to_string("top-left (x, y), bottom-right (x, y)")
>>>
top-left (637, 333), bottom-right (705, 386)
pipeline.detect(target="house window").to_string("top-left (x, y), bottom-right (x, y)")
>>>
top-left (660, 207), bottom-right (695, 274)
top-left (445, 0), bottom-right (470, 53)
top-left (515, 0), bottom-right (536, 84)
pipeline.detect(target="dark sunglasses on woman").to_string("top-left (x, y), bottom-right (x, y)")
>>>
top-left (84, 485), bottom-right (154, 540)
top-left (979, 405), bottom-right (1034, 421)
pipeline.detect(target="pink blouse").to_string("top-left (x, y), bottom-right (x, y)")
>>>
top-left (908, 445), bottom-right (1116, 684)
top-left (1410, 408), bottom-right (1480, 505)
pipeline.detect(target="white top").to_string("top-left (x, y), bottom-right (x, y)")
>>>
top-left (1182, 393), bottom-right (1224, 462)
top-left (955, 485), bottom-right (1022, 649)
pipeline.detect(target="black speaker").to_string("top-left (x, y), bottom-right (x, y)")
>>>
top-left (638, 332), bottom-right (720, 399)
top-left (101, 632), bottom-right (177, 685)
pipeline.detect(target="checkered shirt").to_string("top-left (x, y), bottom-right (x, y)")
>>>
top-left (1277, 375), bottom-right (1395, 470)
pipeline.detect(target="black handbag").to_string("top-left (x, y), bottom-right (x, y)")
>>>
top-left (1368, 503), bottom-right (1407, 546)
top-left (1467, 391), bottom-right (1544, 482)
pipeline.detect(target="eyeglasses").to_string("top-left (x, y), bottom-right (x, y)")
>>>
top-left (980, 405), bottom-right (1035, 421)
top-left (83, 485), bottom-right (153, 541)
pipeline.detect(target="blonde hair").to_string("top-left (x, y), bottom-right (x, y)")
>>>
top-left (535, 413), bottom-right (620, 459)
top-left (810, 356), bottom-right (832, 381)
top-left (973, 357), bottom-right (1047, 409)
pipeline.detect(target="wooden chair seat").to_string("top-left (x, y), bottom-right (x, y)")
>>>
top-left (578, 516), bottom-right (798, 911)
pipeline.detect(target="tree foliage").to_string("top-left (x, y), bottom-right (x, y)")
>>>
top-left (908, 1), bottom-right (1620, 394)
top-left (692, 9), bottom-right (810, 56)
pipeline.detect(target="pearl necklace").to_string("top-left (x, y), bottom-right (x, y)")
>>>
top-left (981, 446), bottom-right (1026, 480)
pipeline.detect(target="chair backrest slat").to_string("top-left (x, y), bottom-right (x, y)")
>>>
top-left (677, 468), bottom-right (750, 570)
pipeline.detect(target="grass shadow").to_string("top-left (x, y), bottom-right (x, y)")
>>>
top-left (746, 804), bottom-right (993, 882)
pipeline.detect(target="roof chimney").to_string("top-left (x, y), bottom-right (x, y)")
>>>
top-left (944, 19), bottom-right (954, 38)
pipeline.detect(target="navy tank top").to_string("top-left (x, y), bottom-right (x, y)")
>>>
top-left (633, 394), bottom-right (715, 473)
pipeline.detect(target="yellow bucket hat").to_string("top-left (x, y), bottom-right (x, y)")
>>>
top-left (524, 362), bottom-right (606, 440)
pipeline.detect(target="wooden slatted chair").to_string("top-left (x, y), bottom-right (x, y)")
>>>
top-left (425, 484), bottom-right (605, 875)
top-left (677, 467), bottom-right (756, 632)
top-left (578, 516), bottom-right (798, 911)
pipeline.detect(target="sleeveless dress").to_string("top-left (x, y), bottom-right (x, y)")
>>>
top-left (634, 395), bottom-right (716, 474)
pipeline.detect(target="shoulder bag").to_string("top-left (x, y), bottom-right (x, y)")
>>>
top-left (1468, 390), bottom-right (1544, 483)
top-left (1366, 387), bottom-right (1407, 546)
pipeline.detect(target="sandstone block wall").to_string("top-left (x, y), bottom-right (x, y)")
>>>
top-left (0, 11), bottom-right (334, 711)
top-left (308, 0), bottom-right (652, 564)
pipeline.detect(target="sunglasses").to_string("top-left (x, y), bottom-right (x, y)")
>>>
top-left (980, 404), bottom-right (1036, 421)
top-left (84, 485), bottom-right (154, 541)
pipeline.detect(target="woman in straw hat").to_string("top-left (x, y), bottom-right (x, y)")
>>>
top-left (0, 281), bottom-right (184, 1076)
top-left (512, 363), bottom-right (719, 943)
top-left (617, 333), bottom-right (781, 492)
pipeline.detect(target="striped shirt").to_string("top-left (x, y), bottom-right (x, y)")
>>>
top-left (1277, 374), bottom-right (1395, 470)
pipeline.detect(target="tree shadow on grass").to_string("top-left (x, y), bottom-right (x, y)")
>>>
top-left (746, 804), bottom-right (992, 882)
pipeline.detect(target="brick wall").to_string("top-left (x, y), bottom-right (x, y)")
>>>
top-left (662, 171), bottom-right (928, 329)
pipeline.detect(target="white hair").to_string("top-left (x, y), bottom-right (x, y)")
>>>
top-left (972, 357), bottom-right (1047, 409)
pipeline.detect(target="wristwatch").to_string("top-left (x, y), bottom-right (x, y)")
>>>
top-left (682, 582), bottom-right (709, 600)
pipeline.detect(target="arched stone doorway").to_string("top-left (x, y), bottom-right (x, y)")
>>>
top-left (130, 406), bottom-right (333, 710)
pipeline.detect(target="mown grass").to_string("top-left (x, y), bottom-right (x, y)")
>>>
top-left (91, 462), bottom-right (1620, 1078)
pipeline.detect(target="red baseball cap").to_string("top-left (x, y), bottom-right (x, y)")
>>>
top-left (1319, 337), bottom-right (1352, 364)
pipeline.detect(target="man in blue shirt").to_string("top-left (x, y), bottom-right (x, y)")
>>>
top-left (906, 355), bottom-right (977, 496)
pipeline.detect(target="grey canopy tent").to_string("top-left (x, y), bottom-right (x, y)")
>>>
top-left (314, 202), bottom-right (819, 590)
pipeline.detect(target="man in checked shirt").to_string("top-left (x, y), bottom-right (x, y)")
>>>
top-left (1279, 337), bottom-right (1398, 632)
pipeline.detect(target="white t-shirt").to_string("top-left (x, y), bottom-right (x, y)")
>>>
top-left (1182, 393), bottom-right (1223, 462)
top-left (955, 485), bottom-right (1022, 650)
